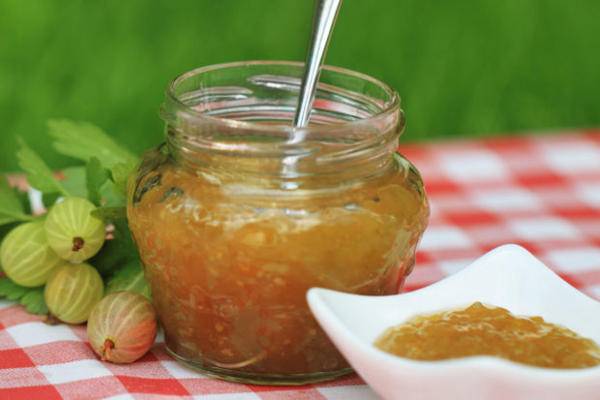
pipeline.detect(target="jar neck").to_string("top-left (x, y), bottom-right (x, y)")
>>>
top-left (165, 112), bottom-right (402, 190)
top-left (160, 61), bottom-right (404, 190)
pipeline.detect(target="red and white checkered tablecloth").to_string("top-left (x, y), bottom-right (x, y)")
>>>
top-left (1, 130), bottom-right (600, 400)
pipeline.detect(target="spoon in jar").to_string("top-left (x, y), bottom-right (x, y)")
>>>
top-left (291, 0), bottom-right (343, 138)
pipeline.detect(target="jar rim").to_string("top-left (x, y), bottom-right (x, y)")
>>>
top-left (164, 60), bottom-right (400, 133)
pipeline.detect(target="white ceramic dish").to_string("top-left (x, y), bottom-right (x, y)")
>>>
top-left (307, 244), bottom-right (600, 400)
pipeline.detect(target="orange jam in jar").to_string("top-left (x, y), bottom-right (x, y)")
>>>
top-left (127, 62), bottom-right (429, 384)
top-left (375, 302), bottom-right (600, 369)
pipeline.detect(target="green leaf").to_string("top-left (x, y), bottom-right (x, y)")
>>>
top-left (106, 260), bottom-right (151, 299)
top-left (48, 119), bottom-right (138, 168)
top-left (0, 278), bottom-right (28, 300)
top-left (111, 160), bottom-right (137, 195)
top-left (62, 165), bottom-right (124, 207)
top-left (41, 192), bottom-right (60, 209)
top-left (16, 138), bottom-right (69, 196)
top-left (90, 218), bottom-right (137, 277)
top-left (20, 288), bottom-right (48, 315)
top-left (0, 278), bottom-right (48, 315)
top-left (60, 166), bottom-right (87, 198)
top-left (14, 189), bottom-right (32, 216)
top-left (86, 157), bottom-right (109, 206)
top-left (99, 180), bottom-right (126, 208)
top-left (91, 206), bottom-right (127, 222)
top-left (0, 177), bottom-right (33, 225)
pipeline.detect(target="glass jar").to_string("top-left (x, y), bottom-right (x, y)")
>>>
top-left (127, 61), bottom-right (429, 384)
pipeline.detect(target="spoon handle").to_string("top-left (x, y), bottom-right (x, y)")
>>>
top-left (293, 0), bottom-right (343, 128)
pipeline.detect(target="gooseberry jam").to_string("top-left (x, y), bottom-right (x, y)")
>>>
top-left (127, 61), bottom-right (429, 384)
top-left (375, 302), bottom-right (600, 369)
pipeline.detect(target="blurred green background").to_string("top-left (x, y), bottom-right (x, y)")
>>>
top-left (1, 0), bottom-right (599, 171)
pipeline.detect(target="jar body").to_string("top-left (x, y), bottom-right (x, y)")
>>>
top-left (126, 61), bottom-right (429, 384)
top-left (127, 147), bottom-right (427, 383)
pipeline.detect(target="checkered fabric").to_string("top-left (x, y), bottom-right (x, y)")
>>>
top-left (1, 130), bottom-right (599, 399)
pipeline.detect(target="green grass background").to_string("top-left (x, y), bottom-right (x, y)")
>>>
top-left (1, 0), bottom-right (599, 171)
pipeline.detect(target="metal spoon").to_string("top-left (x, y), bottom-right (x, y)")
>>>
top-left (292, 0), bottom-right (343, 132)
